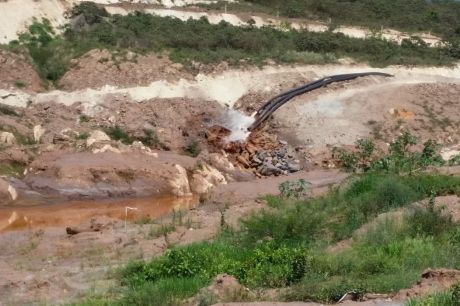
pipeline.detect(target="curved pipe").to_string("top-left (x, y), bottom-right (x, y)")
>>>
top-left (248, 72), bottom-right (393, 131)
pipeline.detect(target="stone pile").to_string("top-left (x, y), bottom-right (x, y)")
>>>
top-left (251, 146), bottom-right (302, 176)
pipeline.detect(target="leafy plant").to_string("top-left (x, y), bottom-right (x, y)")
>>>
top-left (335, 131), bottom-right (447, 174)
top-left (279, 179), bottom-right (311, 198)
top-left (184, 139), bottom-right (201, 157)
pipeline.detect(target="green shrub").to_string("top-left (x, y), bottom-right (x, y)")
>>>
top-left (12, 7), bottom-right (460, 84)
top-left (279, 179), bottom-right (311, 198)
top-left (104, 126), bottom-right (133, 144)
top-left (335, 132), bottom-right (447, 174)
top-left (14, 80), bottom-right (27, 88)
top-left (184, 140), bottom-right (201, 157)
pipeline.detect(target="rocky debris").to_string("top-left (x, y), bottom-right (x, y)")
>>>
top-left (251, 147), bottom-right (303, 176)
top-left (207, 126), bottom-right (302, 177)
top-left (190, 163), bottom-right (227, 194)
top-left (86, 130), bottom-right (110, 147)
top-left (0, 131), bottom-right (16, 145)
top-left (33, 125), bottom-right (46, 143)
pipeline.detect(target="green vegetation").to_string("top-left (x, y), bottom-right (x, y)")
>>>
top-left (406, 283), bottom-right (460, 306)
top-left (104, 126), bottom-right (160, 147)
top-left (75, 132), bottom-right (90, 140)
top-left (244, 0), bottom-right (460, 39)
top-left (104, 126), bottom-right (133, 145)
top-left (10, 2), bottom-right (460, 84)
top-left (0, 161), bottom-right (26, 177)
top-left (278, 179), bottom-right (311, 198)
top-left (333, 131), bottom-right (447, 173)
top-left (184, 139), bottom-right (201, 157)
top-left (73, 168), bottom-right (460, 305)
top-left (14, 80), bottom-right (27, 89)
top-left (79, 114), bottom-right (91, 123)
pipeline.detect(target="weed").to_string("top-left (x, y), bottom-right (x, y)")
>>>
top-left (104, 126), bottom-right (132, 144)
top-left (146, 224), bottom-right (176, 240)
top-left (184, 139), bottom-right (201, 157)
top-left (335, 131), bottom-right (445, 174)
top-left (279, 179), bottom-right (311, 198)
top-left (76, 132), bottom-right (89, 140)
top-left (0, 161), bottom-right (25, 177)
top-left (14, 80), bottom-right (27, 88)
top-left (79, 115), bottom-right (90, 123)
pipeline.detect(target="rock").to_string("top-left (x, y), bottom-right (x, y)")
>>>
top-left (236, 155), bottom-right (250, 168)
top-left (259, 163), bottom-right (283, 176)
top-left (169, 164), bottom-right (192, 197)
top-left (8, 184), bottom-right (18, 200)
top-left (86, 130), bottom-right (110, 147)
top-left (92, 144), bottom-right (121, 154)
top-left (33, 125), bottom-right (46, 143)
top-left (0, 178), bottom-right (17, 201)
top-left (190, 163), bottom-right (227, 194)
top-left (52, 133), bottom-right (71, 144)
top-left (287, 162), bottom-right (302, 172)
top-left (190, 174), bottom-right (213, 194)
top-left (0, 131), bottom-right (16, 145)
top-left (208, 153), bottom-right (235, 173)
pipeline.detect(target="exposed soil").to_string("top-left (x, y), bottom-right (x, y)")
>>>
top-left (0, 50), bottom-right (44, 93)
top-left (59, 49), bottom-right (194, 91)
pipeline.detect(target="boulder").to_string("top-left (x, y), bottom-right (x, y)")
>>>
top-left (86, 130), bottom-right (110, 147)
top-left (169, 164), bottom-right (192, 197)
top-left (0, 131), bottom-right (16, 145)
top-left (0, 177), bottom-right (17, 201)
top-left (33, 125), bottom-right (46, 143)
top-left (190, 163), bottom-right (227, 194)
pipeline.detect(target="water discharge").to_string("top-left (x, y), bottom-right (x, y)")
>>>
top-left (0, 195), bottom-right (199, 233)
top-left (222, 109), bottom-right (255, 142)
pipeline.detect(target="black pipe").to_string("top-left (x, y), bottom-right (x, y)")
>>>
top-left (248, 72), bottom-right (392, 131)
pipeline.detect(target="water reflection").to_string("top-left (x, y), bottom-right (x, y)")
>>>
top-left (0, 195), bottom-right (199, 232)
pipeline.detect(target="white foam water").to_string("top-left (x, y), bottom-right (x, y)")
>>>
top-left (223, 109), bottom-right (255, 142)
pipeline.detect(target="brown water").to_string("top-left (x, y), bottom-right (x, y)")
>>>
top-left (0, 195), bottom-right (199, 232)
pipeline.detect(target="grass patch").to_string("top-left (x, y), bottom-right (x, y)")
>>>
top-left (406, 282), bottom-right (460, 306)
top-left (0, 161), bottom-right (25, 177)
top-left (73, 171), bottom-right (460, 305)
top-left (104, 126), bottom-right (133, 145)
